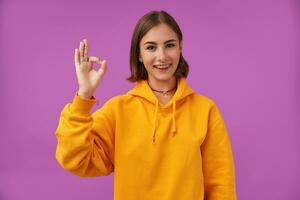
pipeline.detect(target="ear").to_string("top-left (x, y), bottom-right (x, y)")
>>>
top-left (138, 56), bottom-right (143, 63)
top-left (138, 50), bottom-right (143, 62)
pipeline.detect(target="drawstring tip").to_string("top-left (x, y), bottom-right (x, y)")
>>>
top-left (151, 136), bottom-right (155, 144)
top-left (171, 130), bottom-right (177, 137)
top-left (171, 123), bottom-right (176, 137)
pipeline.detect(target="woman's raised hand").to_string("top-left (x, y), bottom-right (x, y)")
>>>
top-left (74, 39), bottom-right (107, 99)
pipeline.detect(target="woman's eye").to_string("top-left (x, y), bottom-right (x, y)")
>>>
top-left (166, 43), bottom-right (175, 48)
top-left (146, 46), bottom-right (156, 50)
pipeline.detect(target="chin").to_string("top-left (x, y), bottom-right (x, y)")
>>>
top-left (153, 73), bottom-right (176, 82)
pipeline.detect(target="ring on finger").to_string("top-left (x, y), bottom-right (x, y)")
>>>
top-left (82, 57), bottom-right (89, 62)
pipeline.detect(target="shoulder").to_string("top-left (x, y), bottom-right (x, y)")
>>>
top-left (100, 94), bottom-right (136, 110)
top-left (92, 94), bottom-right (128, 118)
top-left (101, 94), bottom-right (127, 107)
top-left (188, 92), bottom-right (218, 109)
top-left (188, 92), bottom-right (224, 120)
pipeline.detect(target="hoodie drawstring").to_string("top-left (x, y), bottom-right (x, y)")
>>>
top-left (151, 100), bottom-right (159, 144)
top-left (151, 98), bottom-right (177, 144)
top-left (171, 98), bottom-right (177, 137)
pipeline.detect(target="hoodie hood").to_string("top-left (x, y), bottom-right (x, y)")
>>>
top-left (127, 78), bottom-right (195, 144)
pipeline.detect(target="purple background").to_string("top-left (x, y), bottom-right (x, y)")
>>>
top-left (0, 0), bottom-right (299, 199)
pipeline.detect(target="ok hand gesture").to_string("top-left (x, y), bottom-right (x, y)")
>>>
top-left (74, 39), bottom-right (107, 99)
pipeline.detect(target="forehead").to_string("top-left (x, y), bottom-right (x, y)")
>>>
top-left (140, 23), bottom-right (178, 44)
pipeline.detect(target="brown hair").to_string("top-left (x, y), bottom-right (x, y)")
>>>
top-left (127, 10), bottom-right (189, 82)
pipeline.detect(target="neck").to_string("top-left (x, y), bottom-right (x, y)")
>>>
top-left (147, 76), bottom-right (177, 95)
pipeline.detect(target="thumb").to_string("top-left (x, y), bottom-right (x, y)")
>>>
top-left (96, 60), bottom-right (107, 79)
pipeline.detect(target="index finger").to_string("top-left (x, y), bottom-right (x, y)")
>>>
top-left (83, 39), bottom-right (88, 59)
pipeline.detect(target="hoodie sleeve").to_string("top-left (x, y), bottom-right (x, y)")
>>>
top-left (55, 93), bottom-right (115, 177)
top-left (200, 103), bottom-right (237, 200)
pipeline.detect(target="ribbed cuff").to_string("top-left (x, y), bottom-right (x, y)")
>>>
top-left (70, 92), bottom-right (97, 115)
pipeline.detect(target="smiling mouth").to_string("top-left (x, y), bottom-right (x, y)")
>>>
top-left (153, 64), bottom-right (171, 70)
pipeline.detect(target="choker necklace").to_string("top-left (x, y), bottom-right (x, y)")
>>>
top-left (147, 81), bottom-right (177, 96)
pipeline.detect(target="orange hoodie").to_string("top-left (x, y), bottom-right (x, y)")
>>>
top-left (55, 78), bottom-right (237, 200)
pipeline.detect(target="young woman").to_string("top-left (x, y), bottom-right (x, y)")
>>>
top-left (55, 10), bottom-right (237, 200)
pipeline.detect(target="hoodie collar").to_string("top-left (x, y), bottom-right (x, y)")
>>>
top-left (127, 78), bottom-right (195, 144)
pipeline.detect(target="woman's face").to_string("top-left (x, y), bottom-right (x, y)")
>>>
top-left (139, 23), bottom-right (182, 82)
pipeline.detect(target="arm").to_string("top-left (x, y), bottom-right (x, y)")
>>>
top-left (55, 93), bottom-right (115, 177)
top-left (201, 103), bottom-right (237, 199)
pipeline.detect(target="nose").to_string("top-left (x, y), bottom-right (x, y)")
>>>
top-left (157, 47), bottom-right (167, 62)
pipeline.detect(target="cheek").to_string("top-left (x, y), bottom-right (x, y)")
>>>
top-left (143, 54), bottom-right (155, 65)
top-left (171, 52), bottom-right (181, 63)
top-left (169, 48), bottom-right (181, 58)
top-left (142, 58), bottom-right (155, 71)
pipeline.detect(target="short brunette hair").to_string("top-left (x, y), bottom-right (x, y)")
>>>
top-left (127, 10), bottom-right (189, 82)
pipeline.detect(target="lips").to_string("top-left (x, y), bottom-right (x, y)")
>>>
top-left (154, 64), bottom-right (171, 69)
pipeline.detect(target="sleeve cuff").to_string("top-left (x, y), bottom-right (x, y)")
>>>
top-left (69, 92), bottom-right (97, 115)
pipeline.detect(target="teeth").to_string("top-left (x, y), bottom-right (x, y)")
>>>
top-left (155, 64), bottom-right (171, 69)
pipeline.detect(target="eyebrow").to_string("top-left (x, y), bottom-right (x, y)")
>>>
top-left (143, 39), bottom-right (177, 46)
